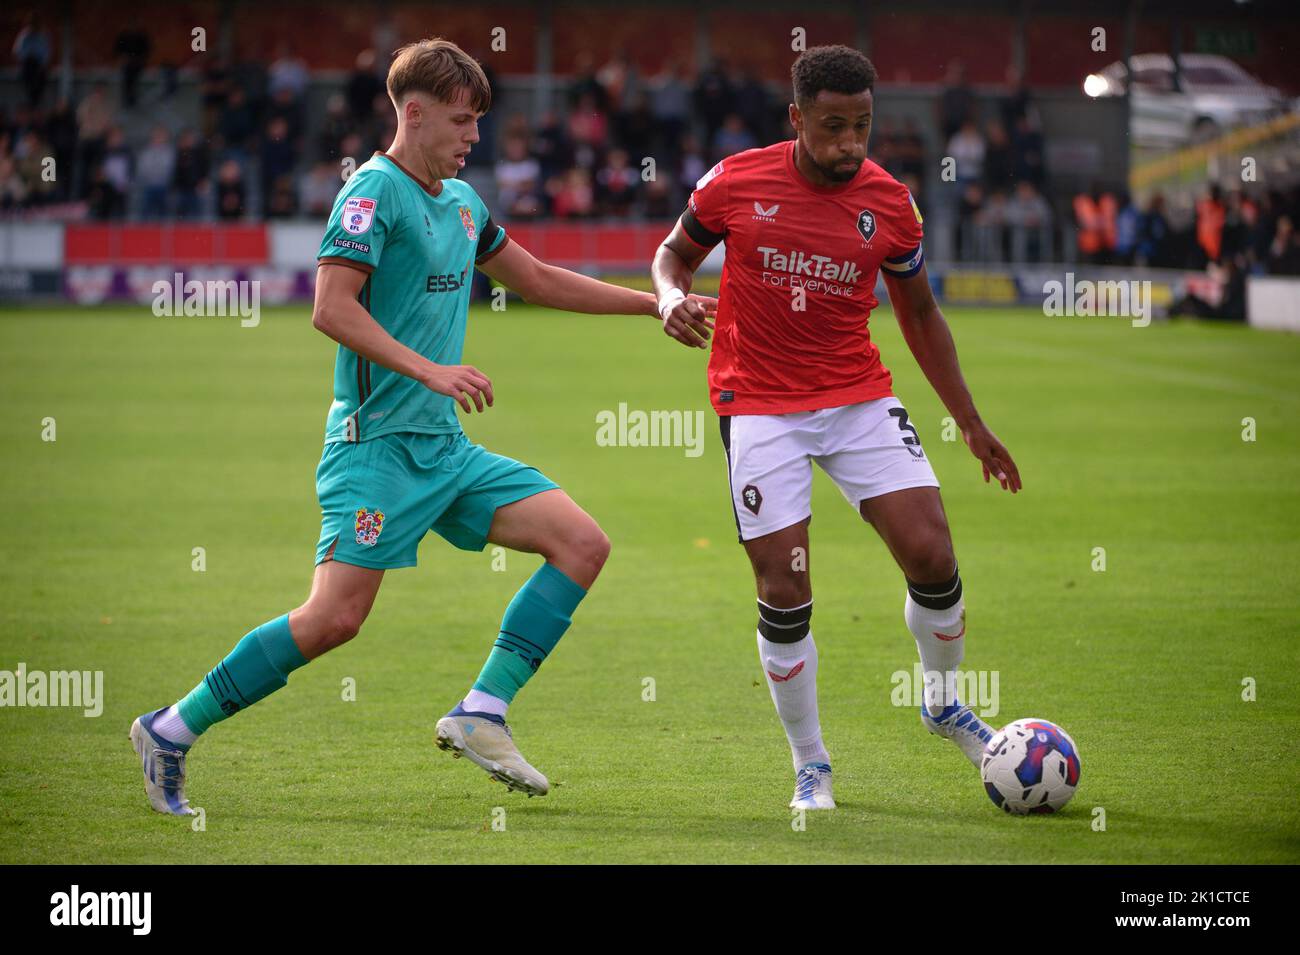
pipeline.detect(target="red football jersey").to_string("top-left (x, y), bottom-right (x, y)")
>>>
top-left (684, 140), bottom-right (925, 415)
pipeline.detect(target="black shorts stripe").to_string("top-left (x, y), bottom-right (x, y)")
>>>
top-left (719, 415), bottom-right (743, 542)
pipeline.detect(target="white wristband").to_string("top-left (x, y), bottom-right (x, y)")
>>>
top-left (657, 287), bottom-right (686, 323)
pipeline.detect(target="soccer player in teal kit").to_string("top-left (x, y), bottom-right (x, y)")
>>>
top-left (130, 38), bottom-right (715, 813)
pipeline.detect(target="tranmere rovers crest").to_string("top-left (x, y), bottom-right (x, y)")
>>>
top-left (459, 205), bottom-right (476, 241)
top-left (355, 507), bottom-right (385, 547)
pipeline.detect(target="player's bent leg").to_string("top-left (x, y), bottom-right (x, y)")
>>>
top-left (743, 519), bottom-right (834, 809)
top-left (859, 487), bottom-right (994, 766)
top-left (130, 560), bottom-right (384, 816)
top-left (436, 489), bottom-right (605, 796)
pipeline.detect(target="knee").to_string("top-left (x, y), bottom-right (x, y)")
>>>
top-left (904, 541), bottom-right (958, 586)
top-left (320, 606), bottom-right (366, 649)
top-left (573, 522), bottom-right (611, 575)
top-left (755, 572), bottom-right (811, 609)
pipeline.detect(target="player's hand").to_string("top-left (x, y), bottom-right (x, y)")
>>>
top-left (961, 419), bottom-right (1022, 493)
top-left (422, 363), bottom-right (494, 413)
top-left (659, 291), bottom-right (717, 349)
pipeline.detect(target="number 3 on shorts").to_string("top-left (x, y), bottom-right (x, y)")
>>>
top-left (889, 406), bottom-right (926, 460)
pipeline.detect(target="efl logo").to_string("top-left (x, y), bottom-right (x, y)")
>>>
top-left (49, 885), bottom-right (151, 935)
top-left (342, 196), bottom-right (376, 235)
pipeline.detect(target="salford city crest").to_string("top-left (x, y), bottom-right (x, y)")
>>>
top-left (355, 507), bottom-right (385, 547)
top-left (459, 205), bottom-right (476, 241)
top-left (856, 209), bottom-right (877, 243)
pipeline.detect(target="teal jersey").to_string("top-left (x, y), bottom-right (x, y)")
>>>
top-left (316, 152), bottom-right (508, 443)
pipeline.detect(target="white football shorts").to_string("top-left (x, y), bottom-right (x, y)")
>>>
top-left (718, 397), bottom-right (940, 541)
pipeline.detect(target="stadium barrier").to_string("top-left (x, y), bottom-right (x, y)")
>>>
top-left (0, 221), bottom-right (1219, 320)
top-left (1246, 276), bottom-right (1300, 332)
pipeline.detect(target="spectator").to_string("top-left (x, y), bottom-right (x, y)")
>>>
top-left (318, 93), bottom-right (354, 162)
top-left (1010, 113), bottom-right (1045, 187)
top-left (648, 59), bottom-right (691, 161)
top-left (1003, 181), bottom-right (1052, 262)
top-left (495, 135), bottom-right (542, 218)
top-left (259, 116), bottom-right (298, 215)
top-left (113, 28), bottom-right (151, 108)
top-left (1136, 193), bottom-right (1171, 267)
top-left (215, 158), bottom-right (246, 219)
top-left (548, 167), bottom-right (594, 218)
top-left (200, 54), bottom-right (232, 139)
top-left (1073, 186), bottom-right (1117, 264)
top-left (595, 148), bottom-right (638, 216)
top-left (530, 111), bottom-right (572, 181)
top-left (13, 14), bottom-right (52, 108)
top-left (299, 162), bottom-right (341, 218)
top-left (44, 97), bottom-right (77, 201)
top-left (938, 59), bottom-right (974, 141)
top-left (218, 87), bottom-right (258, 154)
top-left (982, 120), bottom-right (1014, 192)
top-left (713, 113), bottom-right (756, 163)
top-left (946, 119), bottom-right (985, 184)
top-left (1195, 184), bottom-right (1226, 264)
top-left (173, 128), bottom-right (210, 218)
top-left (347, 50), bottom-right (384, 126)
top-left (1265, 216), bottom-right (1300, 275)
top-left (76, 85), bottom-right (113, 197)
top-left (15, 131), bottom-right (56, 206)
top-left (693, 60), bottom-right (734, 144)
top-left (101, 126), bottom-right (133, 214)
top-left (136, 125), bottom-right (176, 218)
top-left (1114, 191), bottom-right (1140, 265)
top-left (268, 42), bottom-right (310, 102)
top-left (0, 152), bottom-right (27, 210)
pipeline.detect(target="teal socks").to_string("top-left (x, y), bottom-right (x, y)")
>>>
top-left (472, 563), bottom-right (587, 704)
top-left (176, 614), bottom-right (308, 736)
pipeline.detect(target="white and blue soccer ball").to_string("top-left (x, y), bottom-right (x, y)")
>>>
top-left (980, 718), bottom-right (1081, 815)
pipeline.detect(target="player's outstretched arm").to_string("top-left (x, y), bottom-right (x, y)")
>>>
top-left (478, 238), bottom-right (717, 324)
top-left (651, 219), bottom-right (718, 349)
top-left (884, 267), bottom-right (1022, 493)
top-left (313, 263), bottom-right (494, 413)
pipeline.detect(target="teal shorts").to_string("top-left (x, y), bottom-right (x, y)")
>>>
top-left (314, 431), bottom-right (559, 570)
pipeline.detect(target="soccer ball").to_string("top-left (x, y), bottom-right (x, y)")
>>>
top-left (980, 718), bottom-right (1081, 815)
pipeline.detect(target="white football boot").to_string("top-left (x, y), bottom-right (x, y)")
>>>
top-left (789, 762), bottom-right (835, 810)
top-left (129, 708), bottom-right (197, 816)
top-left (921, 701), bottom-right (996, 767)
top-left (435, 703), bottom-right (550, 797)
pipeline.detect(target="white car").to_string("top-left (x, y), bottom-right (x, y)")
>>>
top-left (1084, 53), bottom-right (1289, 146)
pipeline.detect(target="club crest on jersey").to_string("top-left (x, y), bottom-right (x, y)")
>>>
top-left (459, 205), bottom-right (476, 241)
top-left (856, 209), bottom-right (877, 243)
top-left (741, 484), bottom-right (763, 515)
top-left (355, 507), bottom-right (385, 547)
top-left (342, 196), bottom-right (376, 235)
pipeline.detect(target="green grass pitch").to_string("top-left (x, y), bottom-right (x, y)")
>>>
top-left (1, 299), bottom-right (1297, 864)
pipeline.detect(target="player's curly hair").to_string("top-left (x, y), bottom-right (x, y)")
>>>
top-left (792, 45), bottom-right (877, 106)
top-left (388, 38), bottom-right (492, 112)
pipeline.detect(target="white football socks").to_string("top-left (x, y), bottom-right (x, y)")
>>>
top-left (904, 573), bottom-right (966, 718)
top-left (463, 688), bottom-right (509, 718)
top-left (757, 599), bottom-right (829, 771)
top-left (152, 704), bottom-right (199, 747)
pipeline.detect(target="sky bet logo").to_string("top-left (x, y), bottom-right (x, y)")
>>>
top-left (427, 265), bottom-right (469, 294)
top-left (50, 885), bottom-right (151, 935)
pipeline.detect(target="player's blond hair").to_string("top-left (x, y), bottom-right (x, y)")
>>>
top-left (387, 38), bottom-right (491, 112)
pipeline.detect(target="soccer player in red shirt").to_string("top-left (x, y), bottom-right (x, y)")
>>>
top-left (652, 45), bottom-right (1022, 810)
